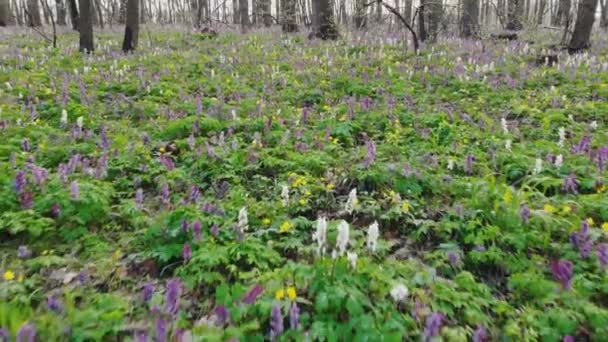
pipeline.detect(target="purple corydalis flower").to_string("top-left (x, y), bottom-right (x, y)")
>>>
top-left (135, 188), bottom-right (144, 208)
top-left (159, 156), bottom-right (175, 171)
top-left (571, 135), bottom-right (591, 154)
top-left (570, 220), bottom-right (592, 258)
top-left (242, 284), bottom-right (264, 304)
top-left (195, 95), bottom-right (203, 115)
top-left (301, 106), bottom-right (311, 124)
top-left (364, 138), bottom-right (376, 168)
top-left (165, 278), bottom-right (182, 316)
top-left (71, 181), bottom-right (80, 200)
top-left (161, 183), bottom-right (170, 205)
top-left (210, 223), bottom-right (219, 237)
top-left (99, 127), bottom-right (110, 150)
top-left (465, 155), bottom-right (475, 175)
top-left (551, 259), bottom-right (574, 290)
top-left (189, 185), bottom-right (200, 203)
top-left (142, 283), bottom-right (155, 302)
top-left (155, 317), bottom-right (167, 342)
top-left (182, 243), bottom-right (192, 263)
top-left (424, 312), bottom-right (445, 340)
top-left (181, 219), bottom-right (190, 233)
top-left (563, 173), bottom-right (579, 194)
top-left (51, 203), bottom-right (61, 217)
top-left (270, 304), bottom-right (284, 339)
top-left (473, 325), bottom-right (488, 342)
top-left (0, 328), bottom-right (8, 342)
top-left (447, 251), bottom-right (459, 265)
top-left (16, 323), bottom-right (36, 342)
top-left (47, 295), bottom-right (63, 313)
top-left (134, 331), bottom-right (148, 342)
top-left (31, 166), bottom-right (48, 185)
top-left (596, 146), bottom-right (608, 172)
top-left (21, 138), bottom-right (30, 152)
top-left (20, 192), bottom-right (33, 209)
top-left (563, 336), bottom-right (575, 342)
top-left (289, 302), bottom-right (300, 330)
top-left (15, 170), bottom-right (27, 194)
top-left (206, 142), bottom-right (217, 159)
top-left (215, 305), bottom-right (229, 326)
top-left (17, 245), bottom-right (31, 259)
top-left (520, 204), bottom-right (530, 224)
top-left (193, 221), bottom-right (202, 240)
top-left (598, 244), bottom-right (608, 270)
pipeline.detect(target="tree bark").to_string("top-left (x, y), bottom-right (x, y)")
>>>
top-left (26, 0), bottom-right (42, 26)
top-left (54, 0), bottom-right (66, 24)
top-left (122, 0), bottom-right (138, 52)
top-left (260, 0), bottom-right (271, 25)
top-left (506, 0), bottom-right (523, 30)
top-left (461, 0), bottom-right (479, 37)
top-left (553, 0), bottom-right (570, 25)
top-left (232, 0), bottom-right (238, 23)
top-left (600, 0), bottom-right (607, 28)
top-left (403, 0), bottom-right (411, 25)
top-left (281, 0), bottom-right (297, 31)
top-left (375, 0), bottom-right (381, 22)
top-left (314, 0), bottom-right (337, 38)
top-left (418, 0), bottom-right (427, 41)
top-left (94, 0), bottom-right (103, 27)
top-left (426, 0), bottom-right (442, 40)
top-left (68, 0), bottom-right (77, 29)
top-left (568, 0), bottom-right (598, 53)
top-left (537, 0), bottom-right (546, 24)
top-left (239, 0), bottom-right (248, 31)
top-left (354, 0), bottom-right (366, 28)
top-left (79, 0), bottom-right (94, 52)
top-left (0, 0), bottom-right (11, 25)
top-left (118, 0), bottom-right (126, 23)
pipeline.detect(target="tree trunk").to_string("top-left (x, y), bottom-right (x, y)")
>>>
top-left (139, 0), bottom-right (145, 23)
top-left (79, 0), bottom-right (94, 52)
top-left (0, 0), bottom-right (11, 25)
top-left (506, 0), bottom-right (523, 29)
top-left (41, 0), bottom-right (50, 24)
top-left (260, 0), bottom-right (271, 25)
top-left (375, 0), bottom-right (381, 22)
top-left (118, 0), bottom-right (126, 23)
top-left (26, 0), bottom-right (41, 26)
top-left (94, 0), bottom-right (103, 27)
top-left (68, 0), bottom-right (77, 29)
top-left (427, 0), bottom-right (442, 40)
top-left (568, 0), bottom-right (598, 52)
top-left (403, 0), bottom-right (411, 25)
top-left (537, 0), bottom-right (546, 24)
top-left (122, 0), bottom-right (138, 52)
top-left (601, 0), bottom-right (607, 28)
top-left (232, 0), bottom-right (238, 23)
top-left (54, 0), bottom-right (66, 24)
top-left (354, 0), bottom-right (365, 28)
top-left (281, 0), bottom-right (297, 31)
top-left (461, 0), bottom-right (479, 37)
top-left (313, 0), bottom-right (336, 38)
top-left (553, 0), bottom-right (571, 25)
top-left (239, 0), bottom-right (248, 30)
top-left (419, 0), bottom-right (427, 41)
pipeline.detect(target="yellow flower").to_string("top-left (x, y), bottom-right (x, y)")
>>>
top-left (401, 202), bottom-right (410, 212)
top-left (159, 147), bottom-right (165, 153)
top-left (112, 249), bottom-right (122, 261)
top-left (326, 183), bottom-right (335, 190)
top-left (544, 204), bottom-right (555, 213)
top-left (286, 286), bottom-right (297, 301)
top-left (332, 138), bottom-right (339, 144)
top-left (3, 270), bottom-right (15, 281)
top-left (275, 289), bottom-right (285, 300)
top-left (587, 218), bottom-right (595, 226)
top-left (280, 221), bottom-right (292, 233)
top-left (299, 199), bottom-right (307, 206)
top-left (503, 190), bottom-right (513, 204)
top-left (598, 185), bottom-right (606, 193)
top-left (262, 218), bottom-right (271, 225)
top-left (602, 222), bottom-right (608, 232)
top-left (561, 205), bottom-right (571, 214)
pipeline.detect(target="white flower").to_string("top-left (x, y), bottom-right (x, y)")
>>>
top-left (76, 116), bottom-right (83, 128)
top-left (501, 118), bottom-right (509, 134)
top-left (313, 216), bottom-right (328, 255)
top-left (367, 221), bottom-right (379, 253)
top-left (5, 82), bottom-right (11, 90)
top-left (390, 284), bottom-right (409, 303)
top-left (345, 188), bottom-right (357, 214)
top-left (347, 252), bottom-right (358, 269)
top-left (447, 159), bottom-right (455, 170)
top-left (505, 139), bottom-right (512, 151)
top-left (590, 121), bottom-right (598, 130)
top-left (335, 220), bottom-right (350, 256)
top-left (555, 154), bottom-right (563, 168)
top-left (281, 184), bottom-right (289, 207)
top-left (60, 109), bottom-right (68, 127)
top-left (210, 69), bottom-right (215, 79)
top-left (558, 127), bottom-right (566, 147)
top-left (238, 207), bottom-right (249, 232)
top-left (533, 158), bottom-right (542, 174)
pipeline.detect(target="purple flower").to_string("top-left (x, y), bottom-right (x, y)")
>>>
top-left (364, 138), bottom-right (377, 168)
top-left (473, 245), bottom-right (486, 252)
top-left (16, 323), bottom-right (36, 342)
top-left (215, 305), bottom-right (229, 326)
top-left (571, 135), bottom-right (591, 154)
top-left (598, 244), bottom-right (608, 270)
top-left (447, 251), bottom-right (460, 265)
top-left (51, 203), bottom-right (61, 217)
top-left (424, 312), bottom-right (445, 340)
top-left (520, 204), bottom-right (530, 224)
top-left (210, 224), bottom-right (219, 237)
top-left (242, 284), bottom-right (264, 304)
top-left (165, 278), bottom-right (182, 316)
top-left (70, 181), bottom-right (80, 200)
top-left (142, 283), bottom-right (155, 302)
top-left (193, 221), bottom-right (202, 240)
top-left (15, 170), bottom-right (27, 194)
top-left (472, 325), bottom-right (488, 342)
top-left (21, 138), bottom-right (30, 152)
top-left (465, 155), bottom-right (475, 175)
top-left (563, 336), bottom-right (575, 342)
top-left (0, 328), bottom-right (9, 342)
top-left (134, 331), bottom-right (148, 342)
top-left (412, 299), bottom-right (427, 321)
top-left (301, 106), bottom-right (311, 124)
top-left (19, 192), bottom-right (33, 209)
top-left (99, 127), bottom-right (110, 150)
top-left (270, 303), bottom-right (284, 339)
top-left (289, 302), bottom-right (300, 330)
top-left (47, 295), bottom-right (63, 313)
top-left (31, 166), bottom-right (48, 185)
top-left (189, 185), bottom-right (200, 203)
top-left (135, 188), bottom-right (144, 208)
top-left (17, 245), bottom-right (31, 259)
top-left (161, 183), bottom-right (170, 206)
top-left (159, 156), bottom-right (175, 171)
top-left (596, 146), bottom-right (608, 172)
top-left (155, 317), bottom-right (167, 342)
top-left (551, 259), bottom-right (574, 290)
top-left (570, 220), bottom-right (592, 258)
top-left (563, 173), bottom-right (579, 194)
top-left (182, 243), bottom-right (192, 263)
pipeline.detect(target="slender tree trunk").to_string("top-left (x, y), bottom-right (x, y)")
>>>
top-left (419, 0), bottom-right (427, 41)
top-left (232, 0), bottom-right (238, 23)
top-left (79, 0), bottom-right (94, 52)
top-left (275, 0), bottom-right (279, 21)
top-left (260, 0), bottom-right (271, 25)
top-left (281, 0), bottom-right (297, 31)
top-left (239, 0), bottom-right (248, 30)
top-left (523, 0), bottom-right (529, 21)
top-left (94, 0), bottom-right (103, 27)
top-left (68, 0), bottom-right (78, 29)
top-left (537, 0), bottom-right (546, 24)
top-left (354, 0), bottom-right (365, 28)
top-left (55, 0), bottom-right (66, 24)
top-left (118, 0), bottom-right (126, 22)
top-left (140, 0), bottom-right (145, 23)
top-left (506, 0), bottom-right (523, 29)
top-left (314, 0), bottom-right (336, 38)
top-left (403, 0), bottom-right (411, 25)
top-left (41, 0), bottom-right (51, 24)
top-left (427, 0), bottom-right (442, 40)
top-left (601, 0), bottom-right (608, 28)
top-left (497, 0), bottom-right (505, 22)
top-left (122, 0), bottom-right (138, 52)
top-left (0, 0), bottom-right (12, 25)
top-left (375, 0), bottom-right (381, 22)
top-left (553, 0), bottom-right (570, 25)
top-left (461, 0), bottom-right (479, 37)
top-left (26, 0), bottom-right (42, 26)
top-left (568, 0), bottom-right (598, 52)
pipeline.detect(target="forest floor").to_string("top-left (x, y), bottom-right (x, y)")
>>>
top-left (1, 27), bottom-right (608, 341)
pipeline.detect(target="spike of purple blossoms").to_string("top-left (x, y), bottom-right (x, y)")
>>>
top-left (134, 331), bottom-right (148, 342)
top-left (31, 166), bottom-right (48, 186)
top-left (21, 138), bottom-right (30, 152)
top-left (19, 192), bottom-right (33, 209)
top-left (15, 170), bottom-right (27, 194)
top-left (51, 203), bottom-right (61, 218)
top-left (0, 328), bottom-right (8, 342)
top-left (210, 223), bottom-right (219, 237)
top-left (598, 244), bottom-right (608, 270)
top-left (161, 183), bottom-right (170, 206)
top-left (301, 106), bottom-right (311, 124)
top-left (155, 317), bottom-right (167, 342)
top-left (181, 219), bottom-right (189, 233)
top-left (473, 325), bottom-right (488, 342)
top-left (135, 188), bottom-right (144, 208)
top-left (165, 278), bottom-right (182, 316)
top-left (189, 185), bottom-right (200, 203)
top-left (47, 295), bottom-right (63, 313)
top-left (192, 220), bottom-right (202, 236)
top-left (193, 221), bottom-right (202, 240)
top-left (364, 138), bottom-right (377, 168)
top-left (195, 95), bottom-right (203, 115)
top-left (571, 135), bottom-right (591, 154)
top-left (187, 135), bottom-right (196, 150)
top-left (520, 204), bottom-right (530, 224)
top-left (551, 259), bottom-right (574, 290)
top-left (447, 251), bottom-right (460, 265)
top-left (99, 127), bottom-right (110, 150)
top-left (159, 156), bottom-right (175, 171)
top-left (16, 323), bottom-right (36, 342)
top-left (242, 284), bottom-right (264, 304)
top-left (563, 336), bottom-right (575, 342)
top-left (182, 243), bottom-right (192, 263)
top-left (424, 312), bottom-right (445, 341)
top-left (289, 302), bottom-right (300, 330)
top-left (570, 220), bottom-right (592, 258)
top-left (17, 245), bottom-right (31, 259)
top-left (270, 303), bottom-right (284, 340)
top-left (597, 146), bottom-right (608, 172)
top-left (142, 283), bottom-right (155, 302)
top-left (465, 155), bottom-right (476, 175)
top-left (71, 181), bottom-right (80, 200)
top-left (95, 154), bottom-right (109, 179)
top-left (563, 173), bottom-right (579, 194)
top-left (206, 142), bottom-right (217, 159)
top-left (215, 305), bottom-right (229, 326)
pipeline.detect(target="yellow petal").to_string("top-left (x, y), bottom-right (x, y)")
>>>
top-left (286, 286), bottom-right (297, 301)
top-left (275, 289), bottom-right (285, 300)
